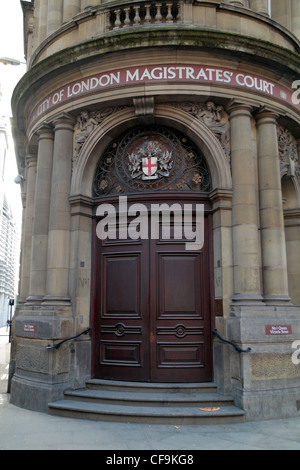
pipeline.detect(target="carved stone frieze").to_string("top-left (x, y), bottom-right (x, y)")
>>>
top-left (277, 125), bottom-right (299, 180)
top-left (72, 107), bottom-right (127, 169)
top-left (277, 125), bottom-right (298, 164)
top-left (170, 101), bottom-right (231, 163)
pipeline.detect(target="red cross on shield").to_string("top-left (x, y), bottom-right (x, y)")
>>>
top-left (142, 157), bottom-right (157, 178)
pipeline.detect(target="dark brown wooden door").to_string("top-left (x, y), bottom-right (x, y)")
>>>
top-left (92, 197), bottom-right (213, 383)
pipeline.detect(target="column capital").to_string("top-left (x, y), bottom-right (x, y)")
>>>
top-left (52, 112), bottom-right (76, 131)
top-left (254, 109), bottom-right (280, 125)
top-left (25, 154), bottom-right (37, 167)
top-left (36, 123), bottom-right (54, 140)
top-left (227, 101), bottom-right (253, 119)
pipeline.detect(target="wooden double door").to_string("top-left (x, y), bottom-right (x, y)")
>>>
top-left (92, 195), bottom-right (213, 383)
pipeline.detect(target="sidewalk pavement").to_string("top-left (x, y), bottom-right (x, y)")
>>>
top-left (1, 327), bottom-right (300, 450)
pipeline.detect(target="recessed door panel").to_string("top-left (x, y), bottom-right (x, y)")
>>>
top-left (157, 254), bottom-right (202, 317)
top-left (102, 254), bottom-right (141, 317)
top-left (92, 197), bottom-right (213, 383)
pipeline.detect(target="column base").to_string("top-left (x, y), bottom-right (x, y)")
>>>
top-left (263, 294), bottom-right (291, 305)
top-left (25, 295), bottom-right (44, 306)
top-left (42, 295), bottom-right (71, 306)
top-left (231, 293), bottom-right (265, 306)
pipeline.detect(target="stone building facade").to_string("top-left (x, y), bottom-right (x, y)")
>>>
top-left (9, 0), bottom-right (300, 421)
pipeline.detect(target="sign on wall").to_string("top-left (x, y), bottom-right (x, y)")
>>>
top-left (265, 325), bottom-right (292, 335)
top-left (30, 64), bottom-right (299, 125)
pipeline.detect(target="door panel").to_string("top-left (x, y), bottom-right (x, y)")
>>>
top-left (149, 216), bottom-right (212, 382)
top-left (102, 254), bottom-right (142, 317)
top-left (157, 254), bottom-right (201, 316)
top-left (94, 237), bottom-right (150, 381)
top-left (92, 198), bottom-right (213, 383)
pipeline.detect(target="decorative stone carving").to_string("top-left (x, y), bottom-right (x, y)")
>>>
top-left (277, 125), bottom-right (299, 178)
top-left (170, 101), bottom-right (231, 162)
top-left (277, 126), bottom-right (298, 164)
top-left (133, 96), bottom-right (155, 116)
top-left (93, 126), bottom-right (211, 196)
top-left (73, 107), bottom-right (126, 168)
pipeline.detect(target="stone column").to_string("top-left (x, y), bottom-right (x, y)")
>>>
top-left (43, 114), bottom-right (75, 305)
top-left (47, 0), bottom-right (63, 35)
top-left (271, 0), bottom-right (289, 29)
top-left (291, 0), bottom-right (300, 40)
top-left (228, 103), bottom-right (263, 304)
top-left (63, 0), bottom-right (81, 23)
top-left (249, 0), bottom-right (269, 15)
top-left (19, 155), bottom-right (37, 304)
top-left (27, 125), bottom-right (54, 304)
top-left (38, 0), bottom-right (48, 42)
top-left (256, 111), bottom-right (290, 304)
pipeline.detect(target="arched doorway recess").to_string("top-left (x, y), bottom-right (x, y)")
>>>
top-left (91, 124), bottom-right (215, 382)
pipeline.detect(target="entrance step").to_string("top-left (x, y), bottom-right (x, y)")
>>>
top-left (48, 380), bottom-right (245, 424)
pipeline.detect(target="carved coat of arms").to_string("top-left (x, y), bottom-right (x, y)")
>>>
top-left (128, 140), bottom-right (173, 180)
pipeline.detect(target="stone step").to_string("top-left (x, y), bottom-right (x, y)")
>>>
top-left (63, 388), bottom-right (235, 407)
top-left (48, 379), bottom-right (245, 424)
top-left (48, 399), bottom-right (245, 425)
top-left (85, 379), bottom-right (218, 394)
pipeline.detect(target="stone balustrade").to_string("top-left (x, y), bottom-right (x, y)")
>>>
top-left (25, 0), bottom-right (300, 66)
top-left (106, 1), bottom-right (181, 30)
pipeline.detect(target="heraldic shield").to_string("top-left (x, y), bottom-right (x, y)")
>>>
top-left (142, 156), bottom-right (158, 179)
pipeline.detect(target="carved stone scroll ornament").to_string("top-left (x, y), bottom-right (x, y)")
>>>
top-left (72, 107), bottom-right (127, 169)
top-left (277, 125), bottom-right (299, 178)
top-left (277, 126), bottom-right (298, 164)
top-left (170, 101), bottom-right (231, 163)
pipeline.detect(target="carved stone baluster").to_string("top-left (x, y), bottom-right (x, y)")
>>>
top-left (114, 9), bottom-right (122, 29)
top-left (144, 3), bottom-right (151, 24)
top-left (155, 3), bottom-right (162, 23)
top-left (106, 11), bottom-right (112, 30)
top-left (166, 2), bottom-right (173, 22)
top-left (124, 7), bottom-right (131, 27)
top-left (177, 1), bottom-right (182, 22)
top-left (134, 5), bottom-right (141, 26)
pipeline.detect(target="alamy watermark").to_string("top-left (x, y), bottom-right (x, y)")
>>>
top-left (289, 81), bottom-right (300, 366)
top-left (292, 341), bottom-right (300, 365)
top-left (96, 196), bottom-right (204, 251)
top-left (292, 81), bottom-right (300, 104)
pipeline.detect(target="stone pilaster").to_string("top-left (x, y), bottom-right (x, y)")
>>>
top-left (249, 0), bottom-right (269, 15)
top-left (228, 103), bottom-right (263, 305)
top-left (43, 113), bottom-right (75, 305)
top-left (18, 155), bottom-right (37, 305)
top-left (256, 110), bottom-right (290, 304)
top-left (63, 0), bottom-right (81, 23)
top-left (291, 0), bottom-right (300, 40)
top-left (10, 115), bottom-right (75, 413)
top-left (27, 125), bottom-right (54, 304)
top-left (38, 0), bottom-right (48, 43)
top-left (47, 0), bottom-right (63, 36)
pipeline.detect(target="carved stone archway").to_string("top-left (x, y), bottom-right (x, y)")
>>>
top-left (70, 104), bottom-right (232, 198)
